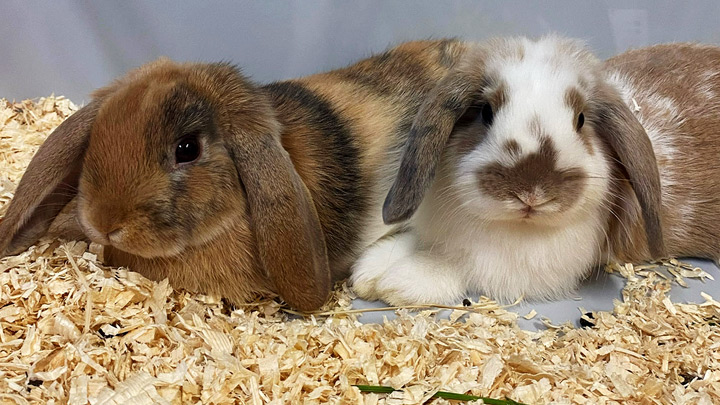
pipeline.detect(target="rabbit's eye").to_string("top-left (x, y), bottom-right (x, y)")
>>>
top-left (576, 112), bottom-right (585, 131)
top-left (456, 104), bottom-right (482, 127)
top-left (481, 103), bottom-right (494, 126)
top-left (175, 135), bottom-right (202, 164)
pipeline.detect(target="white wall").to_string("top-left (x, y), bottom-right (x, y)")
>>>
top-left (2, 1), bottom-right (720, 102)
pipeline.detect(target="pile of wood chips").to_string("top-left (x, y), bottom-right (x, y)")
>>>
top-left (1, 97), bottom-right (720, 404)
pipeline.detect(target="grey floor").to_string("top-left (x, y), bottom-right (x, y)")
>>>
top-left (352, 258), bottom-right (720, 331)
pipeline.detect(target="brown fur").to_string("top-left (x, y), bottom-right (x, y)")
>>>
top-left (503, 139), bottom-right (521, 156)
top-left (603, 43), bottom-right (720, 262)
top-left (476, 136), bottom-right (586, 212)
top-left (528, 115), bottom-right (547, 140)
top-left (565, 87), bottom-right (585, 115)
top-left (487, 82), bottom-right (508, 112)
top-left (444, 76), bottom-right (510, 157)
top-left (0, 101), bottom-right (101, 255)
top-left (0, 40), bottom-right (468, 311)
top-left (586, 79), bottom-right (666, 258)
top-left (383, 46), bottom-right (489, 223)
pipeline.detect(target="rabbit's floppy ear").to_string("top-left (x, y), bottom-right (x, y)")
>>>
top-left (590, 83), bottom-right (666, 258)
top-left (0, 101), bottom-right (101, 257)
top-left (383, 58), bottom-right (486, 224)
top-left (225, 116), bottom-right (331, 312)
top-left (203, 63), bottom-right (331, 311)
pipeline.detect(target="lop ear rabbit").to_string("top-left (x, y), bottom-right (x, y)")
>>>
top-left (352, 36), bottom-right (720, 305)
top-left (0, 40), bottom-right (468, 311)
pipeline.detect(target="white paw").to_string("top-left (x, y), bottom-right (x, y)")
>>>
top-left (350, 234), bottom-right (466, 306)
top-left (350, 234), bottom-right (415, 301)
top-left (367, 257), bottom-right (466, 306)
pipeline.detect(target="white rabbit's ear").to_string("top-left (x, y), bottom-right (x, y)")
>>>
top-left (0, 101), bottom-right (102, 257)
top-left (589, 83), bottom-right (666, 258)
top-left (383, 60), bottom-right (487, 224)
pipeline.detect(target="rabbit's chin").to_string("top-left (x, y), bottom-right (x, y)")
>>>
top-left (495, 215), bottom-right (574, 229)
top-left (104, 240), bottom-right (186, 260)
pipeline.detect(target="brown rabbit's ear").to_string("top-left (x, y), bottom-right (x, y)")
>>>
top-left (0, 101), bottom-right (101, 257)
top-left (590, 83), bottom-right (666, 258)
top-left (227, 124), bottom-right (331, 312)
top-left (383, 62), bottom-right (486, 224)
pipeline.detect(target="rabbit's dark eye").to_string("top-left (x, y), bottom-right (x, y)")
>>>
top-left (175, 135), bottom-right (202, 164)
top-left (456, 104), bottom-right (482, 127)
top-left (576, 112), bottom-right (585, 131)
top-left (481, 103), bottom-right (494, 126)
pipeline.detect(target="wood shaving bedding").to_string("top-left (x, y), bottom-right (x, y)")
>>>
top-left (1, 97), bottom-right (719, 404)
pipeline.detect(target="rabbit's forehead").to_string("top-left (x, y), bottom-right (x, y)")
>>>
top-left (95, 80), bottom-right (173, 137)
top-left (485, 37), bottom-right (594, 109)
top-left (92, 79), bottom-right (213, 153)
top-left (484, 86), bottom-right (577, 167)
top-left (495, 54), bottom-right (586, 108)
top-left (83, 81), bottom-right (199, 195)
top-left (500, 67), bottom-right (582, 141)
top-left (89, 85), bottom-right (155, 166)
top-left (479, 46), bottom-right (593, 169)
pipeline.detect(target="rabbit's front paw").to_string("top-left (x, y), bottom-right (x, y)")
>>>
top-left (365, 258), bottom-right (466, 306)
top-left (350, 233), bottom-right (416, 301)
top-left (351, 233), bottom-right (466, 306)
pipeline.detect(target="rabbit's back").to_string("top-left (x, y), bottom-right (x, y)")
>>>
top-left (605, 43), bottom-right (720, 261)
top-left (263, 40), bottom-right (468, 273)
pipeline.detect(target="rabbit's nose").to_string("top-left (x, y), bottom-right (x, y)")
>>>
top-left (86, 211), bottom-right (127, 245)
top-left (514, 192), bottom-right (536, 206)
top-left (514, 189), bottom-right (552, 207)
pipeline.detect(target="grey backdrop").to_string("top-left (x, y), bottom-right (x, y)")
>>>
top-left (2, 1), bottom-right (720, 102)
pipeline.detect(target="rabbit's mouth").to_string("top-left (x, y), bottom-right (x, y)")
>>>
top-left (515, 193), bottom-right (557, 218)
top-left (520, 205), bottom-right (537, 219)
top-left (105, 235), bottom-right (186, 259)
top-left (76, 203), bottom-right (186, 259)
top-left (486, 202), bottom-right (567, 227)
top-left (81, 220), bottom-right (186, 259)
top-left (516, 210), bottom-right (556, 224)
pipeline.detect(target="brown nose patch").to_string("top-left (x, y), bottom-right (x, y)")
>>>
top-left (476, 137), bottom-right (586, 211)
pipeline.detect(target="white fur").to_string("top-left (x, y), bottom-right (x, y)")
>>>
top-left (350, 232), bottom-right (467, 304)
top-left (352, 36), bottom-right (617, 305)
top-left (357, 149), bottom-right (405, 257)
top-left (351, 157), bottom-right (610, 305)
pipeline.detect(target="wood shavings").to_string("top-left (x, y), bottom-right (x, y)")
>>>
top-left (1, 97), bottom-right (720, 403)
top-left (606, 258), bottom-right (715, 287)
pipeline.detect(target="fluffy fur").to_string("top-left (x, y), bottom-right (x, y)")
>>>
top-left (0, 40), bottom-right (468, 311)
top-left (352, 36), bottom-right (720, 305)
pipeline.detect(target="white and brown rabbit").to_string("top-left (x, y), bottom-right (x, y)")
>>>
top-left (0, 40), bottom-right (468, 311)
top-left (351, 35), bottom-right (720, 305)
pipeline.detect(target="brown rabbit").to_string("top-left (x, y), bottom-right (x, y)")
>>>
top-left (0, 40), bottom-right (467, 311)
